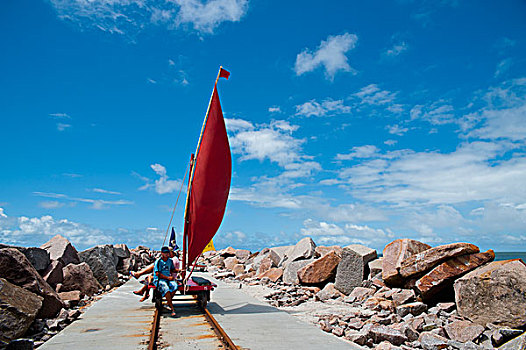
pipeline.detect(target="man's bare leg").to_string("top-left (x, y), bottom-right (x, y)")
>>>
top-left (131, 264), bottom-right (154, 278)
top-left (165, 291), bottom-right (176, 316)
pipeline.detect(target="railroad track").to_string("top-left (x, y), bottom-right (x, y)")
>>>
top-left (147, 295), bottom-right (239, 350)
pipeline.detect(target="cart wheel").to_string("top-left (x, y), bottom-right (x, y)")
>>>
top-left (197, 291), bottom-right (207, 309)
top-left (153, 291), bottom-right (163, 310)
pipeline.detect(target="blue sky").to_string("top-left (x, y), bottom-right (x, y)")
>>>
top-left (1, 0), bottom-right (526, 252)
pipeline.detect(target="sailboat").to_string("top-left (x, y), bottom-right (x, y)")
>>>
top-left (154, 66), bottom-right (232, 310)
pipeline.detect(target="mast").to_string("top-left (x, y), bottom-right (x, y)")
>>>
top-left (181, 67), bottom-right (224, 277)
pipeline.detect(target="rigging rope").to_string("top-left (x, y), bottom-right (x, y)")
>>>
top-left (161, 160), bottom-right (190, 248)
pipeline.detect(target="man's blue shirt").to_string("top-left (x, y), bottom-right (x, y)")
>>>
top-left (153, 257), bottom-right (175, 284)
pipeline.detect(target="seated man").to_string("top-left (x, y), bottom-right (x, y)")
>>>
top-left (153, 246), bottom-right (178, 316)
top-left (132, 248), bottom-right (181, 301)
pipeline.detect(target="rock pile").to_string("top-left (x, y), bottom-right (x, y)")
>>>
top-left (203, 238), bottom-right (526, 349)
top-left (0, 235), bottom-right (156, 348)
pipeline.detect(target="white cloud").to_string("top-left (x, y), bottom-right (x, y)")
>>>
top-left (229, 120), bottom-right (305, 166)
top-left (33, 191), bottom-right (133, 209)
top-left (384, 139), bottom-right (398, 146)
top-left (225, 118), bottom-right (254, 132)
top-left (300, 219), bottom-right (394, 247)
top-left (385, 41), bottom-right (408, 57)
top-left (49, 113), bottom-right (71, 119)
top-left (336, 145), bottom-right (379, 160)
top-left (150, 163), bottom-right (183, 194)
top-left (387, 124), bottom-right (408, 136)
top-left (270, 120), bottom-right (299, 133)
top-left (92, 188), bottom-right (122, 195)
top-left (294, 33), bottom-right (358, 80)
top-left (0, 208), bottom-right (164, 250)
top-left (410, 101), bottom-right (455, 125)
top-left (173, 0), bottom-right (248, 33)
top-left (268, 106), bottom-right (281, 113)
top-left (48, 0), bottom-right (248, 36)
top-left (354, 84), bottom-right (397, 106)
top-left (39, 201), bottom-right (65, 209)
top-left (495, 58), bottom-right (512, 78)
top-left (147, 78), bottom-right (157, 84)
top-left (57, 123), bottom-right (72, 131)
top-left (295, 99), bottom-right (351, 117)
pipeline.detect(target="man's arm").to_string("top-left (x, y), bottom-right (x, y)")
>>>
top-left (156, 271), bottom-right (174, 280)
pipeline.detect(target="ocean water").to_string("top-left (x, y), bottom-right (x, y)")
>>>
top-left (494, 252), bottom-right (526, 262)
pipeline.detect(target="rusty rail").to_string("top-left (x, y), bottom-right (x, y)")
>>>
top-left (147, 308), bottom-right (160, 350)
top-left (202, 306), bottom-right (238, 350)
top-left (148, 301), bottom-right (238, 350)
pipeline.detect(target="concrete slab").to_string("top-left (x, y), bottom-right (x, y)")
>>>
top-left (199, 273), bottom-right (364, 350)
top-left (39, 279), bottom-right (154, 350)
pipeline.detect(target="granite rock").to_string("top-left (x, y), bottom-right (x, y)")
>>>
top-left (382, 239), bottom-right (431, 286)
top-left (297, 251), bottom-right (341, 285)
top-left (335, 244), bottom-right (377, 295)
top-left (79, 245), bottom-right (119, 288)
top-left (40, 235), bottom-right (80, 266)
top-left (62, 262), bottom-right (102, 296)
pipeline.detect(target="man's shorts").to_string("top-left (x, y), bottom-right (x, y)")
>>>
top-left (157, 279), bottom-right (178, 297)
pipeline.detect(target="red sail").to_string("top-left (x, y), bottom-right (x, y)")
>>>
top-left (187, 86), bottom-right (231, 265)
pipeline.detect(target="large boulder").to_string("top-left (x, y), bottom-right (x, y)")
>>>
top-left (256, 255), bottom-right (275, 275)
top-left (79, 245), bottom-right (119, 288)
top-left (42, 260), bottom-right (64, 289)
top-left (223, 256), bottom-right (239, 270)
top-left (297, 251), bottom-right (341, 285)
top-left (315, 245), bottom-right (343, 258)
top-left (0, 248), bottom-right (63, 318)
top-left (382, 239), bottom-right (431, 286)
top-left (454, 259), bottom-right (526, 328)
top-left (253, 249), bottom-right (280, 269)
top-left (0, 244), bottom-right (50, 272)
top-left (62, 262), bottom-right (102, 296)
top-left (335, 244), bottom-right (377, 295)
top-left (444, 320), bottom-right (485, 343)
top-left (283, 258), bottom-right (315, 285)
top-left (399, 242), bottom-right (479, 279)
top-left (234, 249), bottom-right (251, 262)
top-left (415, 249), bottom-right (495, 301)
top-left (285, 237), bottom-right (316, 266)
top-left (257, 267), bottom-right (283, 282)
top-left (117, 254), bottom-right (138, 274)
top-left (498, 332), bottom-right (526, 350)
top-left (40, 234), bottom-right (80, 266)
top-left (113, 243), bottom-right (130, 259)
top-left (0, 278), bottom-right (43, 343)
top-left (269, 245), bottom-right (293, 266)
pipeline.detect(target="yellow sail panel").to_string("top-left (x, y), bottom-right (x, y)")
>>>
top-left (202, 239), bottom-right (216, 253)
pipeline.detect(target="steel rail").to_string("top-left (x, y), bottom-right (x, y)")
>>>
top-left (148, 301), bottom-right (238, 350)
top-left (147, 308), bottom-right (160, 350)
top-left (201, 306), bottom-right (238, 350)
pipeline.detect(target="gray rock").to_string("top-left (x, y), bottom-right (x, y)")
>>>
top-left (335, 244), bottom-right (377, 295)
top-left (285, 237), bottom-right (316, 266)
top-left (396, 302), bottom-right (428, 317)
top-left (283, 258), bottom-right (314, 284)
top-left (0, 244), bottom-right (50, 272)
top-left (454, 259), bottom-right (526, 328)
top-left (419, 332), bottom-right (448, 350)
top-left (40, 235), bottom-right (80, 266)
top-left (234, 249), bottom-right (251, 262)
top-left (316, 283), bottom-right (345, 301)
top-left (0, 278), bottom-right (43, 342)
top-left (79, 245), bottom-right (119, 288)
top-left (6, 338), bottom-right (34, 350)
top-left (113, 244), bottom-right (130, 259)
top-left (445, 320), bottom-right (485, 343)
top-left (223, 256), bottom-right (239, 270)
top-left (368, 258), bottom-right (383, 278)
top-left (392, 289), bottom-right (415, 306)
top-left (0, 248), bottom-right (63, 318)
top-left (498, 331), bottom-right (526, 350)
top-left (344, 286), bottom-right (375, 303)
top-left (367, 325), bottom-right (408, 346)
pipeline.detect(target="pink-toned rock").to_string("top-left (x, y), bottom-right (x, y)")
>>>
top-left (298, 251), bottom-right (341, 285)
top-left (315, 245), bottom-right (343, 258)
top-left (62, 262), bottom-right (102, 296)
top-left (382, 239), bottom-right (431, 285)
top-left (257, 255), bottom-right (274, 275)
top-left (257, 267), bottom-right (283, 282)
top-left (345, 287), bottom-right (375, 303)
top-left (238, 271), bottom-right (256, 280)
top-left (415, 249), bottom-right (495, 301)
top-left (454, 259), bottom-right (526, 328)
top-left (58, 290), bottom-right (83, 307)
top-left (316, 282), bottom-right (345, 301)
top-left (40, 234), bottom-right (80, 266)
top-left (223, 256), bottom-right (239, 270)
top-left (399, 242), bottom-right (480, 279)
top-left (220, 246), bottom-right (237, 257)
top-left (444, 320), bottom-right (484, 343)
top-left (392, 289), bottom-right (415, 306)
top-left (234, 249), bottom-right (251, 261)
top-left (210, 255), bottom-right (225, 267)
top-left (364, 296), bottom-right (395, 311)
top-left (232, 264), bottom-right (245, 276)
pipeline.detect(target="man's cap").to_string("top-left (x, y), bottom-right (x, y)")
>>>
top-left (161, 246), bottom-right (170, 253)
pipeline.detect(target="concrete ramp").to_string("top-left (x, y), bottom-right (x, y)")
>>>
top-left (39, 279), bottom-right (154, 350)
